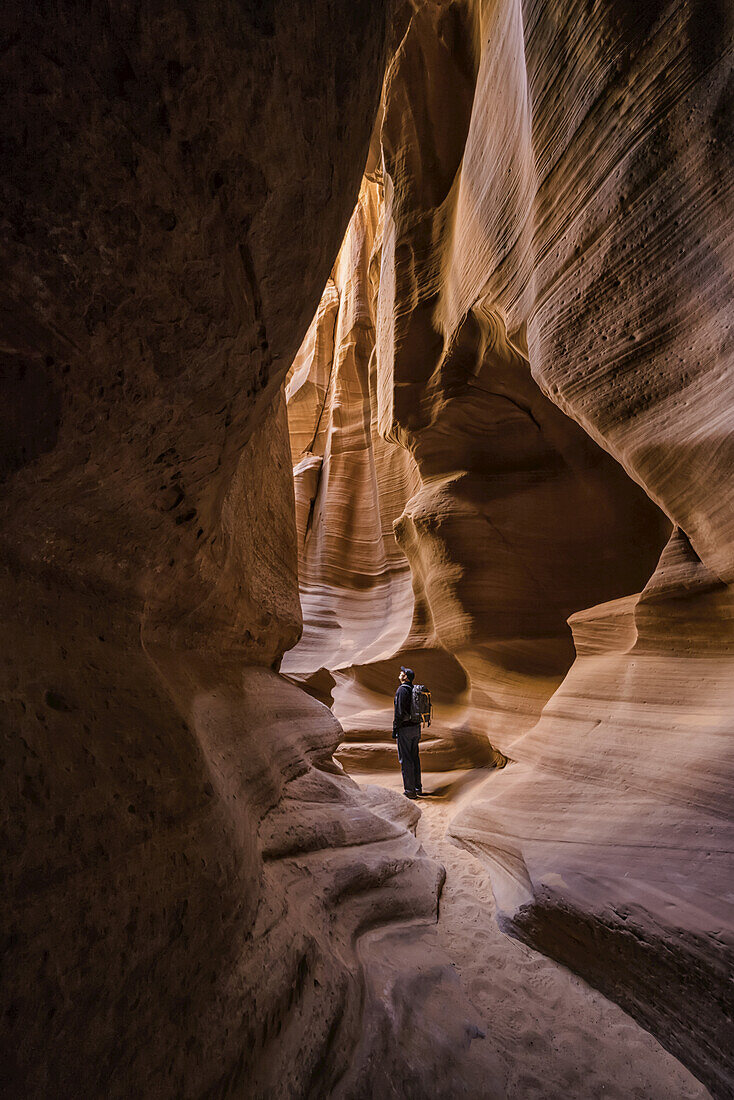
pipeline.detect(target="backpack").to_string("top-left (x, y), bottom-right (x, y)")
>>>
top-left (409, 684), bottom-right (432, 727)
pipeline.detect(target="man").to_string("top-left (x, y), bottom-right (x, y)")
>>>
top-left (393, 666), bottom-right (422, 799)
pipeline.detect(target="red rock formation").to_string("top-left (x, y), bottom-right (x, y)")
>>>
top-left (4, 0), bottom-right (733, 1095)
top-left (0, 4), bottom-right (506, 1095)
top-left (452, 529), bottom-right (734, 1096)
top-left (285, 1), bottom-right (734, 1095)
top-left (283, 178), bottom-right (419, 676)
top-left (283, 176), bottom-right (504, 773)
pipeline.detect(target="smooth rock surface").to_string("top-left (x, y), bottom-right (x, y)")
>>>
top-left (373, 2), bottom-right (734, 1095)
top-left (285, 1), bottom-right (734, 1095)
top-left (1, 4), bottom-right (495, 1095)
top-left (3, 0), bottom-right (734, 1096)
top-left (356, 769), bottom-right (710, 1100)
top-left (283, 178), bottom-right (419, 677)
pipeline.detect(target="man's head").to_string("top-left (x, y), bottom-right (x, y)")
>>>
top-left (399, 666), bottom-right (415, 685)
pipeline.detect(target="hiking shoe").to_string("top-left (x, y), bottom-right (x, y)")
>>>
top-left (403, 790), bottom-right (417, 800)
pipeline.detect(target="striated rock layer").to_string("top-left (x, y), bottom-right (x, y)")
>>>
top-left (283, 177), bottom-right (419, 677)
top-left (369, 1), bottom-right (734, 1096)
top-left (282, 173), bottom-right (498, 773)
top-left (4, 0), bottom-right (734, 1095)
top-left (452, 529), bottom-right (734, 1096)
top-left (285, 0), bottom-right (734, 1095)
top-left (0, 4), bottom-right (507, 1096)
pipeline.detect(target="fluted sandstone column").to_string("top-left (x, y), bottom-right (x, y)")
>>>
top-left (370, 1), bottom-right (734, 1095)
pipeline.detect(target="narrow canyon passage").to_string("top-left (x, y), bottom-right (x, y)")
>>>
top-left (354, 768), bottom-right (709, 1100)
top-left (280, 5), bottom-right (734, 1080)
top-left (3, 1), bottom-right (733, 1096)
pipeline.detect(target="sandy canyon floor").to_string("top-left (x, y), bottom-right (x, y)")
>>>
top-left (352, 767), bottom-right (710, 1100)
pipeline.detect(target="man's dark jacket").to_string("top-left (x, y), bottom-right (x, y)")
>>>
top-left (393, 683), bottom-right (418, 738)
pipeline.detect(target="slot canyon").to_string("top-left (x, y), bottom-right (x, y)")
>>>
top-left (1, 1), bottom-right (732, 1097)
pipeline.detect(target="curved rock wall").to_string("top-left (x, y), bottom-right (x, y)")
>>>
top-left (282, 175), bottom-right (506, 772)
top-left (285, 0), bottom-right (734, 1095)
top-left (452, 528), bottom-right (734, 1096)
top-left (283, 177), bottom-right (420, 677)
top-left (1, 4), bottom-right (506, 1095)
top-left (4, 0), bottom-right (733, 1094)
top-left (373, 0), bottom-right (734, 1095)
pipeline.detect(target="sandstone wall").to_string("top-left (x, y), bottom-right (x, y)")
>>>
top-left (282, 175), bottom-right (504, 773)
top-left (0, 4), bottom-right (505, 1095)
top-left (372, 1), bottom-right (734, 1095)
top-left (282, 177), bottom-right (420, 677)
top-left (4, 0), bottom-right (733, 1095)
top-left (283, 1), bottom-right (734, 1095)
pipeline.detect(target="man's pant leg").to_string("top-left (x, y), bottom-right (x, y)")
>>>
top-left (410, 732), bottom-right (422, 793)
top-left (397, 727), bottom-right (417, 793)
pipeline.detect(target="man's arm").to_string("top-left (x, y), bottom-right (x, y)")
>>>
top-left (393, 684), bottom-right (411, 735)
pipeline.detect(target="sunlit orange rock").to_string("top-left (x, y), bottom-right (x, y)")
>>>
top-left (286, 2), bottom-right (734, 1096)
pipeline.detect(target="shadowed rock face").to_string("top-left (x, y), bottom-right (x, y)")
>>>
top-left (3, 0), bottom-right (734, 1096)
top-left (1, 3), bottom-right (511, 1096)
top-left (0, 0), bottom-right (394, 659)
top-left (457, 530), bottom-right (734, 1095)
top-left (284, 0), bottom-right (734, 1096)
top-left (388, 301), bottom-right (672, 748)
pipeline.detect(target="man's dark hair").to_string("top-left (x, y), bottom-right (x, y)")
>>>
top-left (401, 666), bottom-right (415, 682)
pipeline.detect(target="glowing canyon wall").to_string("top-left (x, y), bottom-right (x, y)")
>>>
top-left (2, 0), bottom-right (733, 1097)
top-left (288, 1), bottom-right (734, 1096)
